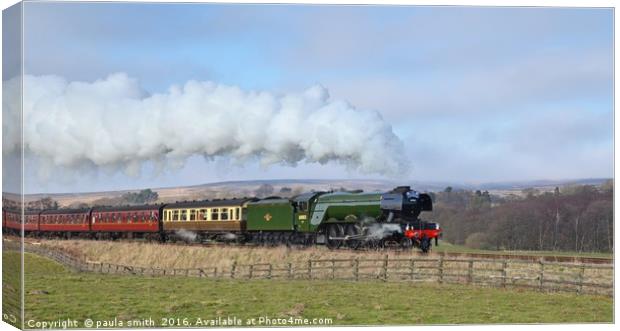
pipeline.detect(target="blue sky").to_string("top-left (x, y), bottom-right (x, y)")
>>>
top-left (8, 2), bottom-right (615, 193)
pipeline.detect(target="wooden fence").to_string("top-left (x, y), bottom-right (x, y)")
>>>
top-left (5, 241), bottom-right (613, 297)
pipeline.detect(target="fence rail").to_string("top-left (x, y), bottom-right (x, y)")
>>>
top-left (4, 241), bottom-right (613, 297)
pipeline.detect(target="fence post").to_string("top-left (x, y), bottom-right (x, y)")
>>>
top-left (249, 264), bottom-right (254, 279)
top-left (410, 259), bottom-right (415, 281)
top-left (438, 256), bottom-right (444, 284)
top-left (354, 258), bottom-right (360, 281)
top-left (538, 259), bottom-right (544, 291)
top-left (308, 260), bottom-right (312, 280)
top-left (231, 261), bottom-right (237, 279)
top-left (331, 259), bottom-right (336, 280)
top-left (578, 264), bottom-right (586, 294)
top-left (501, 261), bottom-right (508, 288)
top-left (268, 264), bottom-right (273, 279)
top-left (382, 254), bottom-right (389, 282)
top-left (468, 260), bottom-right (473, 284)
top-left (287, 263), bottom-right (292, 279)
top-left (213, 267), bottom-right (217, 278)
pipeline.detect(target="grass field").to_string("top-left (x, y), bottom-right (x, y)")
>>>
top-left (2, 249), bottom-right (22, 328)
top-left (6, 252), bottom-right (613, 327)
top-left (431, 241), bottom-right (613, 258)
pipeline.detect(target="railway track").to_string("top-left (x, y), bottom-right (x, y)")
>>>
top-left (7, 236), bottom-right (612, 264)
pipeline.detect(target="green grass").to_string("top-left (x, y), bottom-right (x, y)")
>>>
top-left (9, 252), bottom-right (613, 327)
top-left (433, 241), bottom-right (613, 259)
top-left (2, 250), bottom-right (22, 328)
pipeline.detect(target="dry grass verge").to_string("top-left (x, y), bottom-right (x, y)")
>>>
top-left (37, 239), bottom-right (434, 270)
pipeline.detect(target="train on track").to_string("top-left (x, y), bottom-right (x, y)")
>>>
top-left (2, 186), bottom-right (442, 252)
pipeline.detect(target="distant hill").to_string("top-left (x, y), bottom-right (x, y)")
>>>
top-left (8, 177), bottom-right (611, 208)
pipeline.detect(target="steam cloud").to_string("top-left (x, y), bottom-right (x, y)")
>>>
top-left (3, 73), bottom-right (409, 179)
top-left (174, 229), bottom-right (198, 242)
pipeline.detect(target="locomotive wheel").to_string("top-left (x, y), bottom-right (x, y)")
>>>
top-left (420, 238), bottom-right (431, 253)
top-left (261, 233), bottom-right (268, 246)
top-left (273, 233), bottom-right (283, 246)
top-left (267, 233), bottom-right (278, 246)
top-left (326, 224), bottom-right (344, 250)
top-left (400, 237), bottom-right (413, 249)
top-left (345, 223), bottom-right (362, 249)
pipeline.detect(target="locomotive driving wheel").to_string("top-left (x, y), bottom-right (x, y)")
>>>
top-left (345, 223), bottom-right (362, 249)
top-left (326, 223), bottom-right (344, 250)
top-left (420, 237), bottom-right (431, 253)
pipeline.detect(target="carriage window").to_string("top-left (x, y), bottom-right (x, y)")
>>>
top-left (189, 209), bottom-right (196, 221)
top-left (173, 210), bottom-right (179, 221)
top-left (221, 209), bottom-right (229, 221)
top-left (180, 210), bottom-right (187, 221)
top-left (211, 208), bottom-right (219, 221)
top-left (199, 209), bottom-right (207, 220)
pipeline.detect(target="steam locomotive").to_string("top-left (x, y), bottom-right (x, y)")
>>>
top-left (2, 186), bottom-right (441, 252)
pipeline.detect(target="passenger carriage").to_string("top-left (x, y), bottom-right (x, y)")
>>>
top-left (90, 205), bottom-right (163, 240)
top-left (161, 198), bottom-right (255, 242)
top-left (39, 209), bottom-right (90, 238)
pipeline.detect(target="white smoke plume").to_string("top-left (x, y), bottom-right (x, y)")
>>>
top-left (3, 73), bottom-right (409, 179)
top-left (221, 233), bottom-right (238, 241)
top-left (174, 229), bottom-right (198, 242)
top-left (365, 223), bottom-right (402, 240)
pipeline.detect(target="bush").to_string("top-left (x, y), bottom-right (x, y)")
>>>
top-left (465, 232), bottom-right (493, 250)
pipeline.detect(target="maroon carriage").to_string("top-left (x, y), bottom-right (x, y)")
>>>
top-left (24, 210), bottom-right (41, 233)
top-left (3, 209), bottom-right (41, 235)
top-left (39, 209), bottom-right (91, 236)
top-left (90, 205), bottom-right (162, 240)
top-left (3, 209), bottom-right (21, 234)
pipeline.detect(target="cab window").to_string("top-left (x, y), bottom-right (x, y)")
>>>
top-left (299, 202), bottom-right (308, 212)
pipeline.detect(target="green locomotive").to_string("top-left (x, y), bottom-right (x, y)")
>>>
top-left (5, 185), bottom-right (440, 252)
top-left (245, 186), bottom-right (440, 252)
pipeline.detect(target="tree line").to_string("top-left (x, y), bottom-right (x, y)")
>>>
top-left (422, 181), bottom-right (613, 253)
